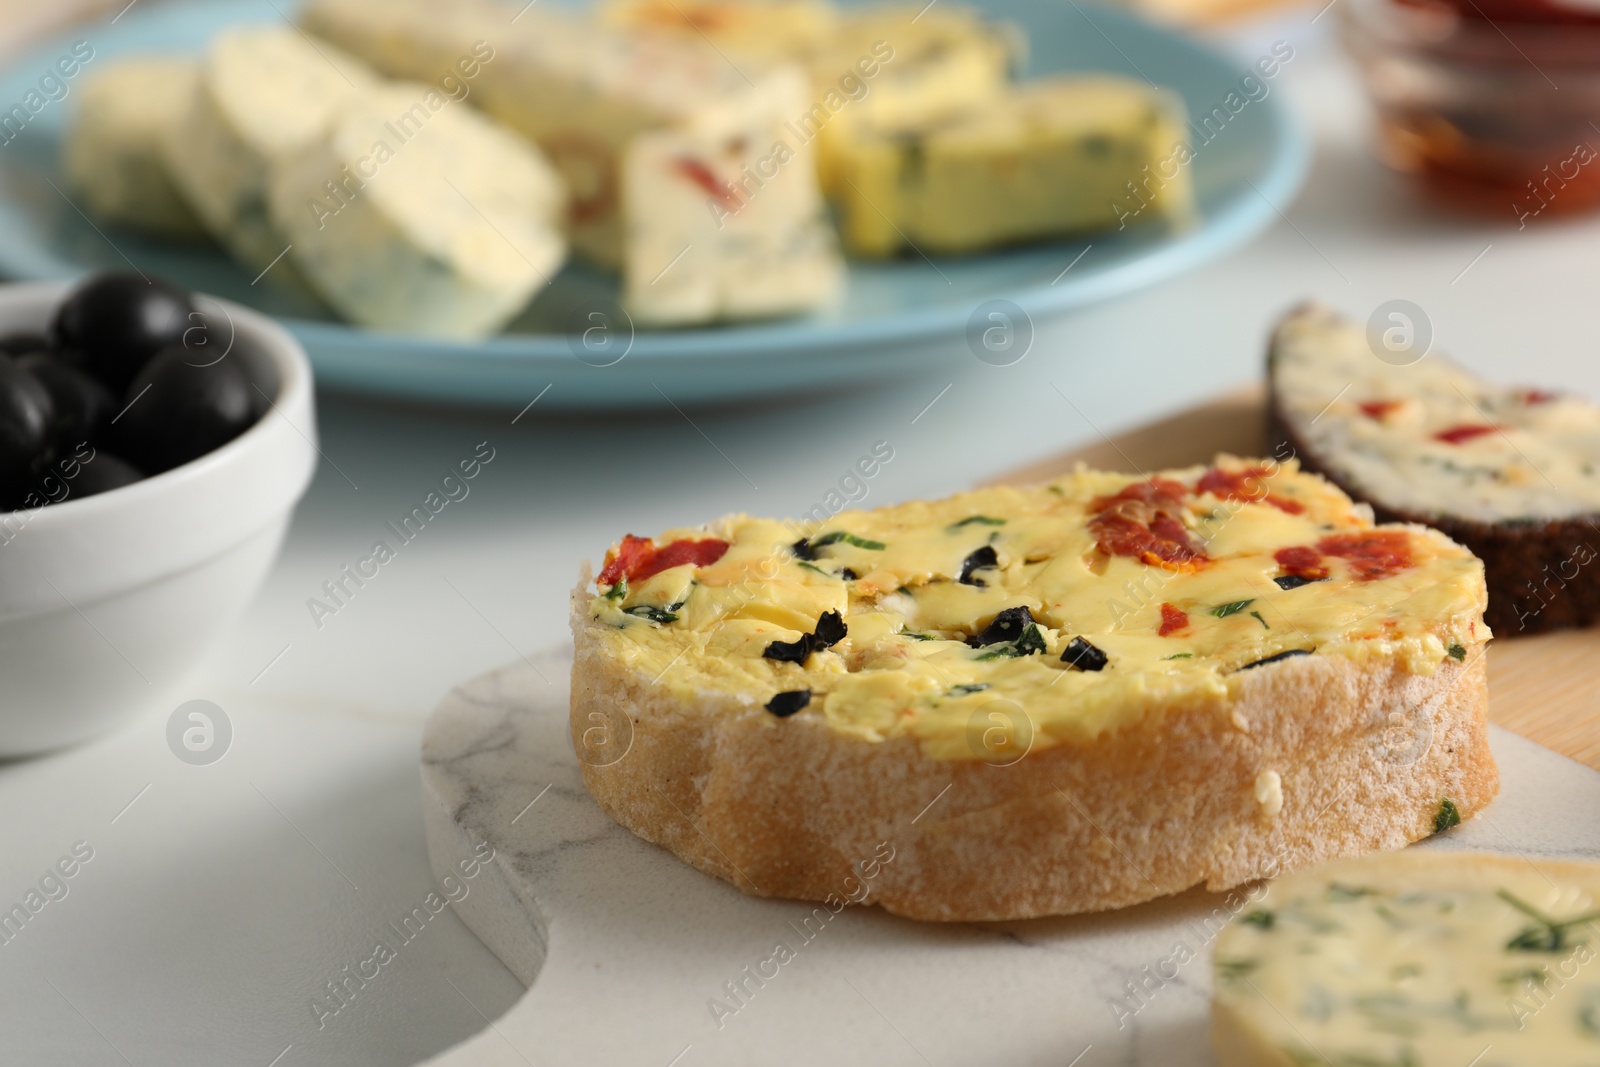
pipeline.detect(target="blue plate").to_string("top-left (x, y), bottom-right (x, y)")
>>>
top-left (0, 0), bottom-right (1306, 409)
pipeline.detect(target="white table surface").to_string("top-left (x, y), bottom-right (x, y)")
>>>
top-left (7, 9), bottom-right (1600, 1066)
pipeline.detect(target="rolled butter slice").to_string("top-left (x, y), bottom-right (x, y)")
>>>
top-left (63, 57), bottom-right (206, 240)
top-left (832, 74), bottom-right (1194, 257)
top-left (268, 85), bottom-right (566, 338)
top-left (599, 0), bottom-right (843, 69)
top-left (1213, 850), bottom-right (1600, 1066)
top-left (166, 26), bottom-right (378, 272)
top-left (301, 0), bottom-right (787, 270)
top-left (801, 5), bottom-right (1022, 196)
top-left (622, 67), bottom-right (842, 326)
top-left (601, 1), bottom-right (1022, 197)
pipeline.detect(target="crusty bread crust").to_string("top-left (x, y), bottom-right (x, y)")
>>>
top-left (1267, 305), bottom-right (1600, 636)
top-left (570, 580), bottom-right (1498, 922)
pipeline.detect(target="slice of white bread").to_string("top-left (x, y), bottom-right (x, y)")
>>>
top-left (570, 458), bottom-right (1497, 921)
top-left (1270, 303), bottom-right (1600, 635)
top-left (1212, 850), bottom-right (1600, 1065)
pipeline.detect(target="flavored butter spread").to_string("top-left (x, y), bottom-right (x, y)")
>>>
top-left (584, 458), bottom-right (1487, 759)
top-left (1275, 304), bottom-right (1600, 524)
top-left (1213, 851), bottom-right (1600, 1067)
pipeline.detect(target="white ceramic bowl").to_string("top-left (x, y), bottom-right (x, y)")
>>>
top-left (0, 282), bottom-right (316, 756)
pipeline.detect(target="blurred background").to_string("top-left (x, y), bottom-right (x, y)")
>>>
top-left (0, 0), bottom-right (1596, 1063)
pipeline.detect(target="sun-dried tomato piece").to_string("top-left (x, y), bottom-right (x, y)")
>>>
top-left (1091, 478), bottom-right (1190, 512)
top-left (675, 157), bottom-right (741, 208)
top-left (599, 535), bottom-right (730, 586)
top-left (646, 538), bottom-right (731, 578)
top-left (1158, 602), bottom-right (1189, 636)
top-left (1434, 424), bottom-right (1502, 445)
top-left (1358, 400), bottom-right (1403, 420)
top-left (1088, 478), bottom-right (1205, 566)
top-left (1090, 513), bottom-right (1205, 566)
top-left (1317, 530), bottom-right (1414, 582)
top-left (1274, 544), bottom-right (1329, 582)
top-left (598, 535), bottom-right (652, 586)
top-left (1195, 466), bottom-right (1304, 515)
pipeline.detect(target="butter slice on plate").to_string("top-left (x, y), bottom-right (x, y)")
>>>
top-left (832, 74), bottom-right (1195, 257)
top-left (165, 26), bottom-right (378, 274)
top-left (64, 57), bottom-right (207, 241)
top-left (621, 67), bottom-right (843, 326)
top-left (268, 84), bottom-right (567, 339)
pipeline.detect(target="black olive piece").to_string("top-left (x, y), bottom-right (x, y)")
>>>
top-left (18, 354), bottom-right (115, 451)
top-left (113, 348), bottom-right (255, 474)
top-left (812, 610), bottom-right (847, 648)
top-left (64, 452), bottom-right (142, 500)
top-left (1060, 637), bottom-right (1108, 672)
top-left (763, 636), bottom-right (812, 664)
top-left (1237, 649), bottom-right (1313, 671)
top-left (0, 354), bottom-right (55, 492)
top-left (973, 606), bottom-right (1034, 647)
top-left (1273, 575), bottom-right (1328, 591)
top-left (791, 537), bottom-right (818, 561)
top-left (840, 568), bottom-right (859, 581)
top-left (763, 610), bottom-right (849, 664)
top-left (765, 690), bottom-right (811, 718)
top-left (958, 545), bottom-right (999, 586)
top-left (53, 272), bottom-right (198, 394)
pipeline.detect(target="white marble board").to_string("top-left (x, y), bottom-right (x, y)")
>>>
top-left (415, 649), bottom-right (1600, 1067)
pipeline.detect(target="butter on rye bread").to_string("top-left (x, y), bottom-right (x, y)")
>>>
top-left (569, 457), bottom-right (1498, 921)
top-left (1271, 302), bottom-right (1600, 635)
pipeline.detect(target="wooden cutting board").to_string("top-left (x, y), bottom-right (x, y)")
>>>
top-left (992, 385), bottom-right (1600, 772)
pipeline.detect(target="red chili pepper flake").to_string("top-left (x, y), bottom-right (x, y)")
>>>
top-left (1433, 424), bottom-right (1503, 446)
top-left (1088, 478), bottom-right (1206, 566)
top-left (1195, 466), bottom-right (1304, 515)
top-left (1316, 530), bottom-right (1415, 582)
top-left (599, 535), bottom-right (730, 586)
top-left (1358, 399), bottom-right (1403, 420)
top-left (674, 157), bottom-right (741, 208)
top-left (1273, 544), bottom-right (1329, 582)
top-left (1521, 389), bottom-right (1559, 405)
top-left (1158, 602), bottom-right (1189, 636)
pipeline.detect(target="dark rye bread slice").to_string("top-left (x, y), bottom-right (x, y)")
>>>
top-left (1268, 303), bottom-right (1600, 636)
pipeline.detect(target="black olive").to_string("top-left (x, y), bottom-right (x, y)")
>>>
top-left (1060, 637), bottom-right (1109, 671)
top-left (18, 354), bottom-right (115, 452)
top-left (812, 610), bottom-right (847, 648)
top-left (765, 690), bottom-right (811, 717)
top-left (790, 537), bottom-right (818, 561)
top-left (1237, 649), bottom-right (1313, 671)
top-left (0, 331), bottom-right (53, 358)
top-left (762, 610), bottom-right (848, 664)
top-left (64, 452), bottom-right (142, 500)
top-left (53, 272), bottom-right (198, 394)
top-left (959, 545), bottom-right (999, 586)
top-left (113, 348), bottom-right (254, 474)
top-left (763, 636), bottom-right (811, 664)
top-left (972, 606), bottom-right (1033, 647)
top-left (0, 354), bottom-right (55, 497)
